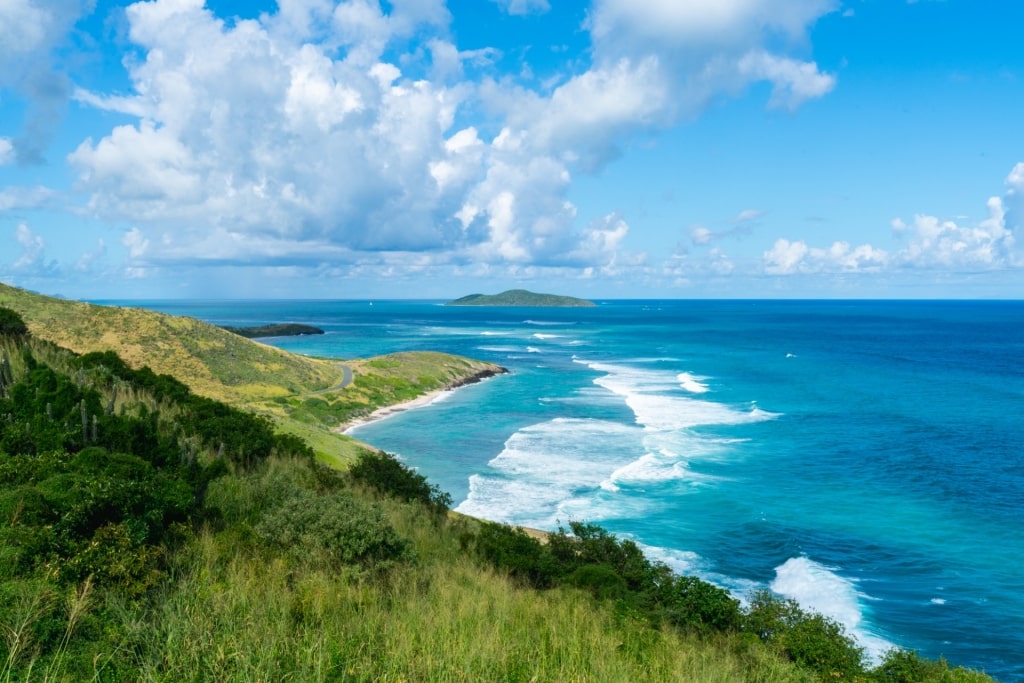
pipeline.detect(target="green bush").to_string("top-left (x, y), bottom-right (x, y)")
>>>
top-left (348, 450), bottom-right (452, 515)
top-left (472, 522), bottom-right (560, 588)
top-left (873, 649), bottom-right (995, 683)
top-left (255, 488), bottom-right (412, 569)
top-left (744, 590), bottom-right (865, 680)
top-left (0, 306), bottom-right (28, 338)
top-left (657, 574), bottom-right (742, 633)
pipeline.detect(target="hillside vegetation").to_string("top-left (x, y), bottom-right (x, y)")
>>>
top-left (446, 289), bottom-right (596, 307)
top-left (0, 284), bottom-right (503, 466)
top-left (0, 296), bottom-right (999, 682)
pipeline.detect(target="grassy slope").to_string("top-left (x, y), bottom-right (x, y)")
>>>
top-left (0, 283), bottom-right (503, 467)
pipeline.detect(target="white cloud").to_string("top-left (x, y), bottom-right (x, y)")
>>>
top-left (890, 162), bottom-right (1022, 270)
top-left (122, 228), bottom-right (150, 259)
top-left (0, 138), bottom-right (14, 165)
top-left (0, 185), bottom-right (54, 211)
top-left (764, 238), bottom-right (888, 274)
top-left (896, 199), bottom-right (1016, 269)
top-left (489, 0), bottom-right (550, 15)
top-left (65, 0), bottom-right (839, 283)
top-left (13, 223), bottom-right (45, 269)
top-left (737, 51), bottom-right (836, 110)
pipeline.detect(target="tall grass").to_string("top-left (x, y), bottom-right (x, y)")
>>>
top-left (123, 530), bottom-right (816, 683)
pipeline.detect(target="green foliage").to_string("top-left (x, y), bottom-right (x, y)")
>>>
top-left (656, 574), bottom-right (742, 633)
top-left (472, 522), bottom-right (560, 588)
top-left (0, 306), bottom-right (28, 338)
top-left (348, 450), bottom-right (453, 515)
top-left (256, 488), bottom-right (412, 570)
top-left (744, 589), bottom-right (866, 680)
top-left (873, 649), bottom-right (995, 683)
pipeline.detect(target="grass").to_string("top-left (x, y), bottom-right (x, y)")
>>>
top-left (0, 283), bottom-right (503, 468)
top-left (95, 457), bottom-right (819, 683)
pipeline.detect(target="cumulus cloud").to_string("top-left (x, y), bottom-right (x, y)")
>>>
top-left (889, 162), bottom-right (1022, 270)
top-left (587, 0), bottom-right (837, 114)
top-left (763, 238), bottom-right (889, 274)
top-left (768, 162), bottom-right (1024, 278)
top-left (64, 0), bottom-right (839, 282)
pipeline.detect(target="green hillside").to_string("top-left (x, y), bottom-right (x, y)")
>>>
top-left (0, 283), bottom-right (503, 466)
top-left (0, 316), bottom-right (994, 682)
top-left (0, 290), bottom-right (997, 682)
top-left (447, 289), bottom-right (596, 307)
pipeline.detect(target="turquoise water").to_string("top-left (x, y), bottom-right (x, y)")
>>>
top-left (112, 299), bottom-right (1024, 680)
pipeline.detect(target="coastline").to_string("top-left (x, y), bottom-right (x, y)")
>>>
top-left (339, 387), bottom-right (452, 434)
top-left (337, 367), bottom-right (507, 435)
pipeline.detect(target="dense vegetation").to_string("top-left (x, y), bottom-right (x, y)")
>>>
top-left (0, 306), bottom-right (998, 681)
top-left (446, 289), bottom-right (596, 307)
top-left (221, 323), bottom-right (325, 338)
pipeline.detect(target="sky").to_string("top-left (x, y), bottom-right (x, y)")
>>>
top-left (1, 0), bottom-right (1022, 300)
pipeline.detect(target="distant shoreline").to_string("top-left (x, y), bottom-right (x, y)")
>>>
top-left (338, 367), bottom-right (507, 435)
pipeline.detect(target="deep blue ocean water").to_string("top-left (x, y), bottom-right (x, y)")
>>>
top-left (109, 299), bottom-right (1024, 680)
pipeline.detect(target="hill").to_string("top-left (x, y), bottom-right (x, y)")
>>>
top-left (0, 282), bottom-right (504, 466)
top-left (222, 323), bottom-right (325, 338)
top-left (446, 289), bottom-right (595, 307)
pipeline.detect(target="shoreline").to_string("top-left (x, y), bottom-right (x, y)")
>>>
top-left (337, 367), bottom-right (507, 435)
top-left (339, 387), bottom-right (452, 434)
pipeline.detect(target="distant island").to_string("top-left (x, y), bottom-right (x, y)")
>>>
top-left (222, 323), bottom-right (325, 338)
top-left (446, 289), bottom-right (595, 307)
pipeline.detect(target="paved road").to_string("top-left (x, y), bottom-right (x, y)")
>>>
top-left (312, 363), bottom-right (353, 395)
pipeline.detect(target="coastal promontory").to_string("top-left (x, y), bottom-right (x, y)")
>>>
top-left (222, 323), bottom-right (325, 338)
top-left (446, 289), bottom-right (595, 307)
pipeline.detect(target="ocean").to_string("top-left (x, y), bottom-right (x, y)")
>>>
top-left (112, 299), bottom-right (1024, 680)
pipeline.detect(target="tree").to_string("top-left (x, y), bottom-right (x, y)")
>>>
top-left (0, 306), bottom-right (28, 338)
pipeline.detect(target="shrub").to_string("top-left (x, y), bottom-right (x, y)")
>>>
top-left (348, 451), bottom-right (452, 515)
top-left (873, 649), bottom-right (995, 683)
top-left (0, 307), bottom-right (28, 338)
top-left (744, 590), bottom-right (865, 680)
top-left (472, 522), bottom-right (560, 588)
top-left (255, 488), bottom-right (412, 569)
top-left (657, 574), bottom-right (742, 633)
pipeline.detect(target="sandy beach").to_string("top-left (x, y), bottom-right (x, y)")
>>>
top-left (337, 388), bottom-right (454, 435)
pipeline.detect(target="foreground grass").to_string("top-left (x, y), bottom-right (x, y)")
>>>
top-left (91, 458), bottom-right (812, 683)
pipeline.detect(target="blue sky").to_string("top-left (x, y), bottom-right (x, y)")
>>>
top-left (1, 0), bottom-right (1022, 299)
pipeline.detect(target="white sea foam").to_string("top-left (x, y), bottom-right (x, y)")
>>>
top-left (577, 359), bottom-right (778, 431)
top-left (455, 418), bottom-right (651, 527)
top-left (772, 557), bottom-right (894, 662)
top-left (526, 346), bottom-right (541, 353)
top-left (532, 332), bottom-right (561, 340)
top-left (524, 320), bottom-right (569, 326)
top-left (931, 598), bottom-right (947, 605)
top-left (639, 543), bottom-right (762, 600)
top-left (678, 372), bottom-right (711, 393)
top-left (602, 452), bottom-right (717, 492)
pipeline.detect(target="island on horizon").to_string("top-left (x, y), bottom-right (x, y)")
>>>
top-left (445, 289), bottom-right (596, 307)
